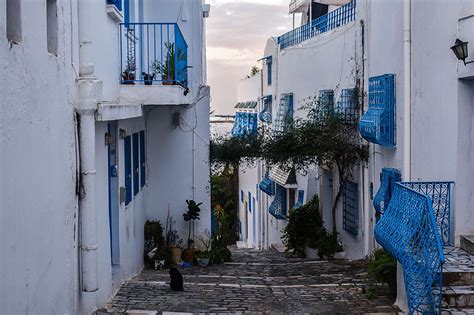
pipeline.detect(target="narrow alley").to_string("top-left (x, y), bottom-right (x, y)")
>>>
top-left (102, 248), bottom-right (397, 314)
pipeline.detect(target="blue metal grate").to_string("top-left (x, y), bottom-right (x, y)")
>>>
top-left (373, 168), bottom-right (401, 217)
top-left (232, 112), bottom-right (258, 138)
top-left (269, 184), bottom-right (287, 220)
top-left (120, 23), bottom-right (188, 86)
top-left (335, 88), bottom-right (359, 122)
top-left (277, 1), bottom-right (356, 49)
top-left (401, 182), bottom-right (454, 245)
top-left (375, 183), bottom-right (444, 314)
top-left (259, 176), bottom-right (275, 196)
top-left (259, 95), bottom-right (273, 123)
top-left (274, 93), bottom-right (294, 133)
top-left (359, 74), bottom-right (396, 147)
top-left (343, 181), bottom-right (358, 236)
top-left (292, 190), bottom-right (305, 209)
top-left (314, 90), bottom-right (334, 121)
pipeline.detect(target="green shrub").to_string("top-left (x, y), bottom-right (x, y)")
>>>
top-left (317, 230), bottom-right (343, 259)
top-left (368, 249), bottom-right (397, 297)
top-left (210, 246), bottom-right (231, 265)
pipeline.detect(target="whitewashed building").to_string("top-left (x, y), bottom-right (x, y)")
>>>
top-left (238, 0), bottom-right (474, 312)
top-left (0, 0), bottom-right (211, 314)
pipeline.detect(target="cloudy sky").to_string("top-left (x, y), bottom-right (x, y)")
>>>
top-left (206, 0), bottom-right (293, 115)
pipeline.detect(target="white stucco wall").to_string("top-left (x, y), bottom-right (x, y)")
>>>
top-left (0, 1), bottom-right (79, 314)
top-left (145, 94), bottom-right (211, 245)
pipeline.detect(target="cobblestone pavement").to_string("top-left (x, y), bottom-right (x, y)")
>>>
top-left (104, 248), bottom-right (398, 314)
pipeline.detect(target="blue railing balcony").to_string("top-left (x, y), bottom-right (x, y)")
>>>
top-left (120, 23), bottom-right (188, 87)
top-left (277, 1), bottom-right (356, 49)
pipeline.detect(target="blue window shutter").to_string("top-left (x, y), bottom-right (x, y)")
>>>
top-left (343, 181), bottom-right (359, 236)
top-left (124, 136), bottom-right (132, 205)
top-left (241, 190), bottom-right (244, 202)
top-left (132, 133), bottom-right (139, 196)
top-left (267, 57), bottom-right (272, 85)
top-left (107, 0), bottom-right (122, 11)
top-left (139, 130), bottom-right (145, 188)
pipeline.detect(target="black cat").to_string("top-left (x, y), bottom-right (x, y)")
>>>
top-left (169, 267), bottom-right (184, 291)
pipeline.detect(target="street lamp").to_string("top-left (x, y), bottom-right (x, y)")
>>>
top-left (451, 39), bottom-right (474, 65)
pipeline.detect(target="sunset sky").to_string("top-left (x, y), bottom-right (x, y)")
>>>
top-left (206, 0), bottom-right (293, 115)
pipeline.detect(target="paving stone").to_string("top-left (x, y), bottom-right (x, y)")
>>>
top-left (103, 247), bottom-right (398, 314)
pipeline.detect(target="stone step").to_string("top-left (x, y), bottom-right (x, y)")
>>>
top-left (461, 236), bottom-right (474, 255)
top-left (444, 286), bottom-right (474, 308)
top-left (444, 270), bottom-right (474, 286)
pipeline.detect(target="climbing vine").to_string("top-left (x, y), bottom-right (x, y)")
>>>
top-left (210, 89), bottom-right (368, 232)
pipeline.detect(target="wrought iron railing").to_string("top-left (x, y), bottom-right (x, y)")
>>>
top-left (401, 182), bottom-right (454, 245)
top-left (120, 23), bottom-right (188, 86)
top-left (277, 0), bottom-right (356, 49)
top-left (375, 183), bottom-right (445, 314)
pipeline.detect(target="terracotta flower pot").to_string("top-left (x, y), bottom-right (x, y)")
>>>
top-left (170, 247), bottom-right (183, 264)
top-left (182, 248), bottom-right (195, 263)
top-left (162, 74), bottom-right (175, 85)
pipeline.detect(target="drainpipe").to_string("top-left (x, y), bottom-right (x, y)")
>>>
top-left (396, 0), bottom-right (411, 311)
top-left (76, 0), bottom-right (103, 293)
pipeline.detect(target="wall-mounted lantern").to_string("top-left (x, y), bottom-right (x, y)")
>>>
top-left (451, 39), bottom-right (473, 65)
top-left (119, 128), bottom-right (127, 139)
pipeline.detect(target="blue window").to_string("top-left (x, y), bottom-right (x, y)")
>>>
top-left (267, 56), bottom-right (273, 85)
top-left (259, 95), bottom-right (272, 123)
top-left (132, 133), bottom-right (139, 196)
top-left (253, 197), bottom-right (256, 212)
top-left (359, 74), bottom-right (396, 147)
top-left (240, 190), bottom-right (244, 203)
top-left (274, 93), bottom-right (293, 133)
top-left (139, 130), bottom-right (145, 188)
top-left (124, 136), bottom-right (132, 205)
top-left (343, 181), bottom-right (359, 236)
top-left (107, 0), bottom-right (122, 11)
top-left (293, 190), bottom-right (305, 209)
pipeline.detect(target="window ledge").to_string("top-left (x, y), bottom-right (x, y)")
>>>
top-left (106, 4), bottom-right (123, 23)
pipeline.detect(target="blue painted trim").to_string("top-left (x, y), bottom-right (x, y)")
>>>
top-left (139, 130), bottom-right (145, 188)
top-left (248, 192), bottom-right (252, 212)
top-left (132, 133), bottom-right (139, 196)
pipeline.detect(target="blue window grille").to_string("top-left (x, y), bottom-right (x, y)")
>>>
top-left (335, 88), bottom-right (359, 122)
top-left (259, 95), bottom-right (272, 123)
top-left (401, 181), bottom-right (454, 245)
top-left (373, 168), bottom-right (401, 217)
top-left (240, 190), bottom-right (244, 203)
top-left (314, 89), bottom-right (334, 120)
top-left (274, 93), bottom-right (293, 133)
top-left (269, 184), bottom-right (287, 220)
top-left (259, 176), bottom-right (275, 196)
top-left (120, 23), bottom-right (188, 86)
top-left (374, 183), bottom-right (444, 314)
top-left (231, 112), bottom-right (258, 138)
top-left (132, 133), bottom-right (139, 196)
top-left (107, 0), bottom-right (122, 11)
top-left (139, 130), bottom-right (145, 188)
top-left (124, 136), bottom-right (132, 205)
top-left (267, 56), bottom-right (273, 85)
top-left (343, 181), bottom-right (358, 236)
top-left (359, 74), bottom-right (396, 147)
top-left (277, 1), bottom-right (356, 49)
top-left (292, 190), bottom-right (305, 209)
top-left (248, 192), bottom-right (252, 212)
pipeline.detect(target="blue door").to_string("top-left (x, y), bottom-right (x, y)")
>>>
top-left (124, 136), bottom-right (132, 205)
top-left (132, 133), bottom-right (139, 196)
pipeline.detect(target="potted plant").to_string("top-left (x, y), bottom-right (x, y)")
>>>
top-left (182, 200), bottom-right (202, 263)
top-left (142, 72), bottom-right (154, 85)
top-left (196, 230), bottom-right (211, 267)
top-left (152, 43), bottom-right (185, 86)
top-left (165, 213), bottom-right (183, 264)
top-left (195, 250), bottom-right (210, 267)
top-left (122, 54), bottom-right (136, 84)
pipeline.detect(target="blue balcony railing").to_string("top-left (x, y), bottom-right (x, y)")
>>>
top-left (120, 23), bottom-right (188, 86)
top-left (277, 1), bottom-right (356, 49)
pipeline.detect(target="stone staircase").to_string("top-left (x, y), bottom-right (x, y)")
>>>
top-left (443, 236), bottom-right (474, 314)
